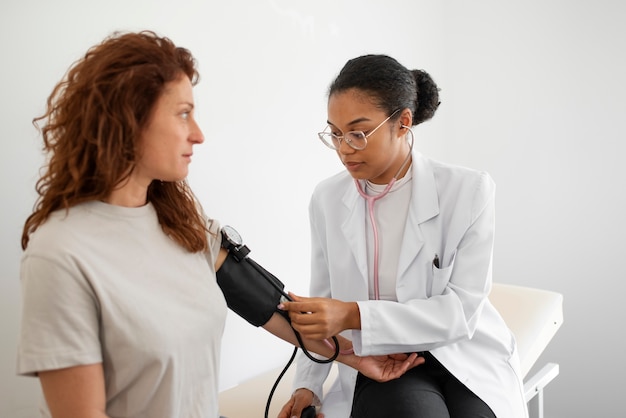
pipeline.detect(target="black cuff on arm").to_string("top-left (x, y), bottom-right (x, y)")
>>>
top-left (216, 252), bottom-right (286, 327)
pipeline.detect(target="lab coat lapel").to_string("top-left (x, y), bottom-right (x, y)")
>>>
top-left (340, 181), bottom-right (369, 290)
top-left (397, 153), bottom-right (440, 279)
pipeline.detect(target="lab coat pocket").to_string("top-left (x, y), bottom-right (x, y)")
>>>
top-left (431, 251), bottom-right (456, 296)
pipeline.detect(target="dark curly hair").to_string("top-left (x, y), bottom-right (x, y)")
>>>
top-left (328, 54), bottom-right (440, 125)
top-left (22, 31), bottom-right (209, 252)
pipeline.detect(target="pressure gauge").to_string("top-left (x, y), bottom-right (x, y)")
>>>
top-left (220, 225), bottom-right (250, 261)
top-left (220, 225), bottom-right (243, 250)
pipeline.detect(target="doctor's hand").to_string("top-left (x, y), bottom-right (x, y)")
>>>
top-left (351, 352), bottom-right (425, 382)
top-left (279, 293), bottom-right (361, 340)
top-left (277, 388), bottom-right (323, 418)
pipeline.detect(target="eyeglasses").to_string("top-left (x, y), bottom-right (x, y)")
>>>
top-left (317, 109), bottom-right (401, 151)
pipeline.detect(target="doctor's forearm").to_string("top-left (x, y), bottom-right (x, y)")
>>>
top-left (262, 313), bottom-right (353, 358)
top-left (263, 313), bottom-right (423, 382)
top-left (344, 301), bottom-right (362, 330)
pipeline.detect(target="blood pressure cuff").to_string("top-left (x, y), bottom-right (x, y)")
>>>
top-left (216, 252), bottom-right (286, 327)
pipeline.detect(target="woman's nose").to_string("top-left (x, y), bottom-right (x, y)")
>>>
top-left (190, 118), bottom-right (204, 144)
top-left (337, 137), bottom-right (355, 154)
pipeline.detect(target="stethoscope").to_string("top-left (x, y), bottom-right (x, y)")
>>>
top-left (354, 124), bottom-right (414, 300)
top-left (319, 124), bottom-right (415, 358)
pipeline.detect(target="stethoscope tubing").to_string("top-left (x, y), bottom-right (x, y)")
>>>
top-left (354, 126), bottom-right (414, 300)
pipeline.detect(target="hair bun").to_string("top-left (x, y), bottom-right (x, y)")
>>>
top-left (412, 69), bottom-right (440, 125)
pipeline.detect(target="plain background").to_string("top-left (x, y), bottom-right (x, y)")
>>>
top-left (1, 0), bottom-right (624, 417)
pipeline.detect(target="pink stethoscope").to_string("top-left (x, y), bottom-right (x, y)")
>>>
top-left (325, 126), bottom-right (414, 354)
top-left (355, 125), bottom-right (414, 301)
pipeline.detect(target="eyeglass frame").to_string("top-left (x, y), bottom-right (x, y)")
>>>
top-left (317, 108), bottom-right (402, 151)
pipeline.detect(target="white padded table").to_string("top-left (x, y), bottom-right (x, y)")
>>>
top-left (489, 283), bottom-right (563, 378)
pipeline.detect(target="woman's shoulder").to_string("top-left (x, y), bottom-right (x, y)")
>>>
top-left (25, 201), bottom-right (158, 257)
top-left (420, 155), bottom-right (496, 219)
top-left (422, 154), bottom-right (495, 195)
top-left (29, 202), bottom-right (93, 238)
top-left (423, 153), bottom-right (490, 178)
top-left (23, 204), bottom-right (93, 266)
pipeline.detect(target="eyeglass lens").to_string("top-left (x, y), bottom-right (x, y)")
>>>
top-left (321, 130), bottom-right (367, 150)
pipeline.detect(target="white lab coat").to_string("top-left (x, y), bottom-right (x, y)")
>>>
top-left (292, 152), bottom-right (528, 418)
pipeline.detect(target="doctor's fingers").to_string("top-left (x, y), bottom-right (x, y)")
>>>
top-left (289, 310), bottom-right (342, 335)
top-left (277, 389), bottom-right (315, 418)
top-left (287, 292), bottom-right (338, 308)
top-left (290, 320), bottom-right (335, 340)
top-left (395, 352), bottom-right (426, 371)
top-left (279, 300), bottom-right (328, 316)
top-left (276, 396), bottom-right (297, 418)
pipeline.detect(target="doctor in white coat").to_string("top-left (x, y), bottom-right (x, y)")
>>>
top-left (278, 55), bottom-right (528, 418)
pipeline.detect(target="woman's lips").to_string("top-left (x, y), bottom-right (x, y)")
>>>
top-left (344, 161), bottom-right (362, 171)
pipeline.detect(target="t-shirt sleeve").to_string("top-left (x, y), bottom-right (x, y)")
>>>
top-left (17, 254), bottom-right (102, 376)
top-left (204, 218), bottom-right (222, 269)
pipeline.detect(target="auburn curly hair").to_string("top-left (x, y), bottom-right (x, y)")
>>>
top-left (22, 31), bottom-right (209, 252)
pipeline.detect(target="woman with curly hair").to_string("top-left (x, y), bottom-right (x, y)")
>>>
top-left (17, 33), bottom-right (422, 418)
top-left (17, 30), bottom-right (225, 418)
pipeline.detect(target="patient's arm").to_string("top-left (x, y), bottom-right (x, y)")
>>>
top-left (38, 364), bottom-right (109, 418)
top-left (214, 247), bottom-right (423, 381)
top-left (262, 313), bottom-right (423, 382)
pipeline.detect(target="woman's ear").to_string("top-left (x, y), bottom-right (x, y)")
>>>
top-left (399, 107), bottom-right (413, 129)
top-left (398, 108), bottom-right (413, 133)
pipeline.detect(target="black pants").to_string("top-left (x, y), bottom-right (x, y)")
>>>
top-left (351, 352), bottom-right (496, 418)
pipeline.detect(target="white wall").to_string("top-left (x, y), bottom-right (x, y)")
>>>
top-left (438, 2), bottom-right (626, 416)
top-left (440, 2), bottom-right (626, 417)
top-left (1, 1), bottom-right (624, 417)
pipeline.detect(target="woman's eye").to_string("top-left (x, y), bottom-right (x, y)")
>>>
top-left (348, 131), bottom-right (366, 140)
top-left (181, 111), bottom-right (190, 120)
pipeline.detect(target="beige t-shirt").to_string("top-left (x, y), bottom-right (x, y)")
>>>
top-left (17, 201), bottom-right (227, 418)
